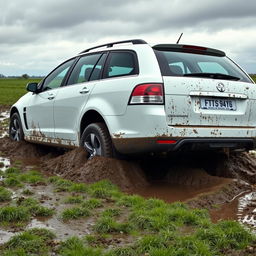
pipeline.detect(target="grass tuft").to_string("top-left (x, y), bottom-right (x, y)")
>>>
top-left (0, 206), bottom-right (29, 222)
top-left (63, 195), bottom-right (84, 204)
top-left (94, 216), bottom-right (133, 234)
top-left (0, 186), bottom-right (12, 202)
top-left (58, 236), bottom-right (102, 256)
top-left (3, 228), bottom-right (55, 255)
top-left (81, 198), bottom-right (103, 209)
top-left (61, 206), bottom-right (91, 220)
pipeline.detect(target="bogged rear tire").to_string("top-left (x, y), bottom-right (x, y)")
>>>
top-left (80, 122), bottom-right (113, 158)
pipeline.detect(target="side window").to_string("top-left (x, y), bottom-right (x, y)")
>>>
top-left (67, 54), bottom-right (102, 85)
top-left (43, 59), bottom-right (74, 91)
top-left (198, 62), bottom-right (228, 74)
top-left (105, 52), bottom-right (137, 78)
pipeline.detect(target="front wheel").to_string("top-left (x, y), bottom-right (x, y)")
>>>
top-left (80, 123), bottom-right (113, 158)
top-left (9, 113), bottom-right (24, 141)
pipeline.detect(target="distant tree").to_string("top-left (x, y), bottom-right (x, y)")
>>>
top-left (0, 74), bottom-right (5, 78)
top-left (22, 74), bottom-right (29, 79)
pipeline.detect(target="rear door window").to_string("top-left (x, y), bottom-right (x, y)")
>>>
top-left (104, 51), bottom-right (138, 78)
top-left (66, 53), bottom-right (102, 85)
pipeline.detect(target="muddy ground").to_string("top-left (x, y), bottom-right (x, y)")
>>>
top-left (0, 109), bottom-right (256, 239)
top-left (0, 136), bottom-right (256, 227)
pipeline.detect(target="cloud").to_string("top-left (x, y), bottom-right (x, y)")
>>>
top-left (0, 0), bottom-right (255, 75)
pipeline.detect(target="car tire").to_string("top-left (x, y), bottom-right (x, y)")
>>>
top-left (80, 122), bottom-right (113, 158)
top-left (9, 112), bottom-right (24, 141)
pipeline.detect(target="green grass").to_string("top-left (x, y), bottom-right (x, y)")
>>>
top-left (0, 206), bottom-right (30, 222)
top-left (58, 236), bottom-right (102, 256)
top-left (61, 206), bottom-right (91, 220)
top-left (2, 228), bottom-right (55, 256)
top-left (250, 74), bottom-right (256, 82)
top-left (17, 197), bottom-right (54, 217)
top-left (0, 186), bottom-right (12, 202)
top-left (0, 78), bottom-right (41, 106)
top-left (19, 170), bottom-right (45, 185)
top-left (63, 195), bottom-right (84, 204)
top-left (0, 163), bottom-right (255, 255)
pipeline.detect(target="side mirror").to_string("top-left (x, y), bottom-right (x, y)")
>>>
top-left (26, 82), bottom-right (38, 93)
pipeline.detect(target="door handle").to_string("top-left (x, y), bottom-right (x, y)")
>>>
top-left (48, 96), bottom-right (55, 100)
top-left (79, 87), bottom-right (90, 94)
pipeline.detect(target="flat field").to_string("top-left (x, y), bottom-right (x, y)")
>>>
top-left (0, 78), bottom-right (41, 106)
top-left (0, 76), bottom-right (255, 106)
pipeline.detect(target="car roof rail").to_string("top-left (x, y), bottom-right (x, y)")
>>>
top-left (79, 39), bottom-right (147, 54)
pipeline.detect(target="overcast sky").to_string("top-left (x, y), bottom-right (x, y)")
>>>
top-left (0, 0), bottom-right (256, 76)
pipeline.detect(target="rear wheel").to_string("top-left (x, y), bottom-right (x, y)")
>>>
top-left (80, 123), bottom-right (113, 158)
top-left (9, 113), bottom-right (24, 141)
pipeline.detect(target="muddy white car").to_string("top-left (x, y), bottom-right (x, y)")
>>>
top-left (9, 39), bottom-right (256, 158)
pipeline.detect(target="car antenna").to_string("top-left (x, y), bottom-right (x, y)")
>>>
top-left (176, 33), bottom-right (183, 44)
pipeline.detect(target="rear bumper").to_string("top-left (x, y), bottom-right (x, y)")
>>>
top-left (113, 137), bottom-right (256, 154)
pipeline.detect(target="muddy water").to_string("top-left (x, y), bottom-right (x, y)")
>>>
top-left (211, 191), bottom-right (256, 233)
top-left (133, 179), bottom-right (232, 203)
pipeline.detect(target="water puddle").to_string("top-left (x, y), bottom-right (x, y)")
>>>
top-left (211, 191), bottom-right (256, 233)
top-left (0, 111), bottom-right (8, 123)
top-left (134, 178), bottom-right (232, 203)
top-left (0, 157), bottom-right (10, 172)
top-left (0, 111), bottom-right (9, 138)
top-left (0, 230), bottom-right (16, 244)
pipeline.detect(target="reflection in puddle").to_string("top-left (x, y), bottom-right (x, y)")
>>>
top-left (134, 179), bottom-right (231, 203)
top-left (238, 192), bottom-right (256, 232)
top-left (211, 191), bottom-right (256, 233)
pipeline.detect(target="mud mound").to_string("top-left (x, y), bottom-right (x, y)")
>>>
top-left (186, 179), bottom-right (251, 209)
top-left (166, 167), bottom-right (227, 187)
top-left (0, 138), bottom-right (62, 159)
top-left (212, 152), bottom-right (256, 185)
top-left (42, 149), bottom-right (149, 192)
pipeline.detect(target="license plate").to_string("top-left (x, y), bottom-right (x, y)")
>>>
top-left (200, 98), bottom-right (236, 111)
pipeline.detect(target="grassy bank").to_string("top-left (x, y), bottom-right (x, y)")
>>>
top-left (0, 75), bottom-right (255, 106)
top-left (0, 163), bottom-right (255, 255)
top-left (0, 78), bottom-right (41, 106)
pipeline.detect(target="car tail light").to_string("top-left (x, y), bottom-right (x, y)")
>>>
top-left (129, 83), bottom-right (164, 104)
top-left (157, 140), bottom-right (177, 144)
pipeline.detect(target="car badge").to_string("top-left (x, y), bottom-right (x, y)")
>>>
top-left (216, 82), bottom-right (225, 92)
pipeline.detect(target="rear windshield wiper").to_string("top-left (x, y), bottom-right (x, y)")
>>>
top-left (183, 73), bottom-right (240, 81)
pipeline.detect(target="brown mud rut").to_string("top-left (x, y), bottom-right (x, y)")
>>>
top-left (0, 108), bottom-right (256, 236)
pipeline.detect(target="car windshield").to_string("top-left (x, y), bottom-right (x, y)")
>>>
top-left (154, 50), bottom-right (252, 83)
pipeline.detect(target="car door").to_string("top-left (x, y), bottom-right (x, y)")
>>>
top-left (26, 58), bottom-right (75, 138)
top-left (53, 53), bottom-right (106, 141)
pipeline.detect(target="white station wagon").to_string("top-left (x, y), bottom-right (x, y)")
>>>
top-left (9, 39), bottom-right (256, 158)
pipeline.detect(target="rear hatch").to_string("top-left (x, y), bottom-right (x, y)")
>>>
top-left (153, 45), bottom-right (256, 128)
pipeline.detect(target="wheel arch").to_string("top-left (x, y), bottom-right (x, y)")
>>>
top-left (10, 106), bottom-right (19, 118)
top-left (80, 110), bottom-right (110, 139)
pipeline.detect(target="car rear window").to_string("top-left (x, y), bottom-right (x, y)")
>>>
top-left (154, 50), bottom-right (252, 83)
